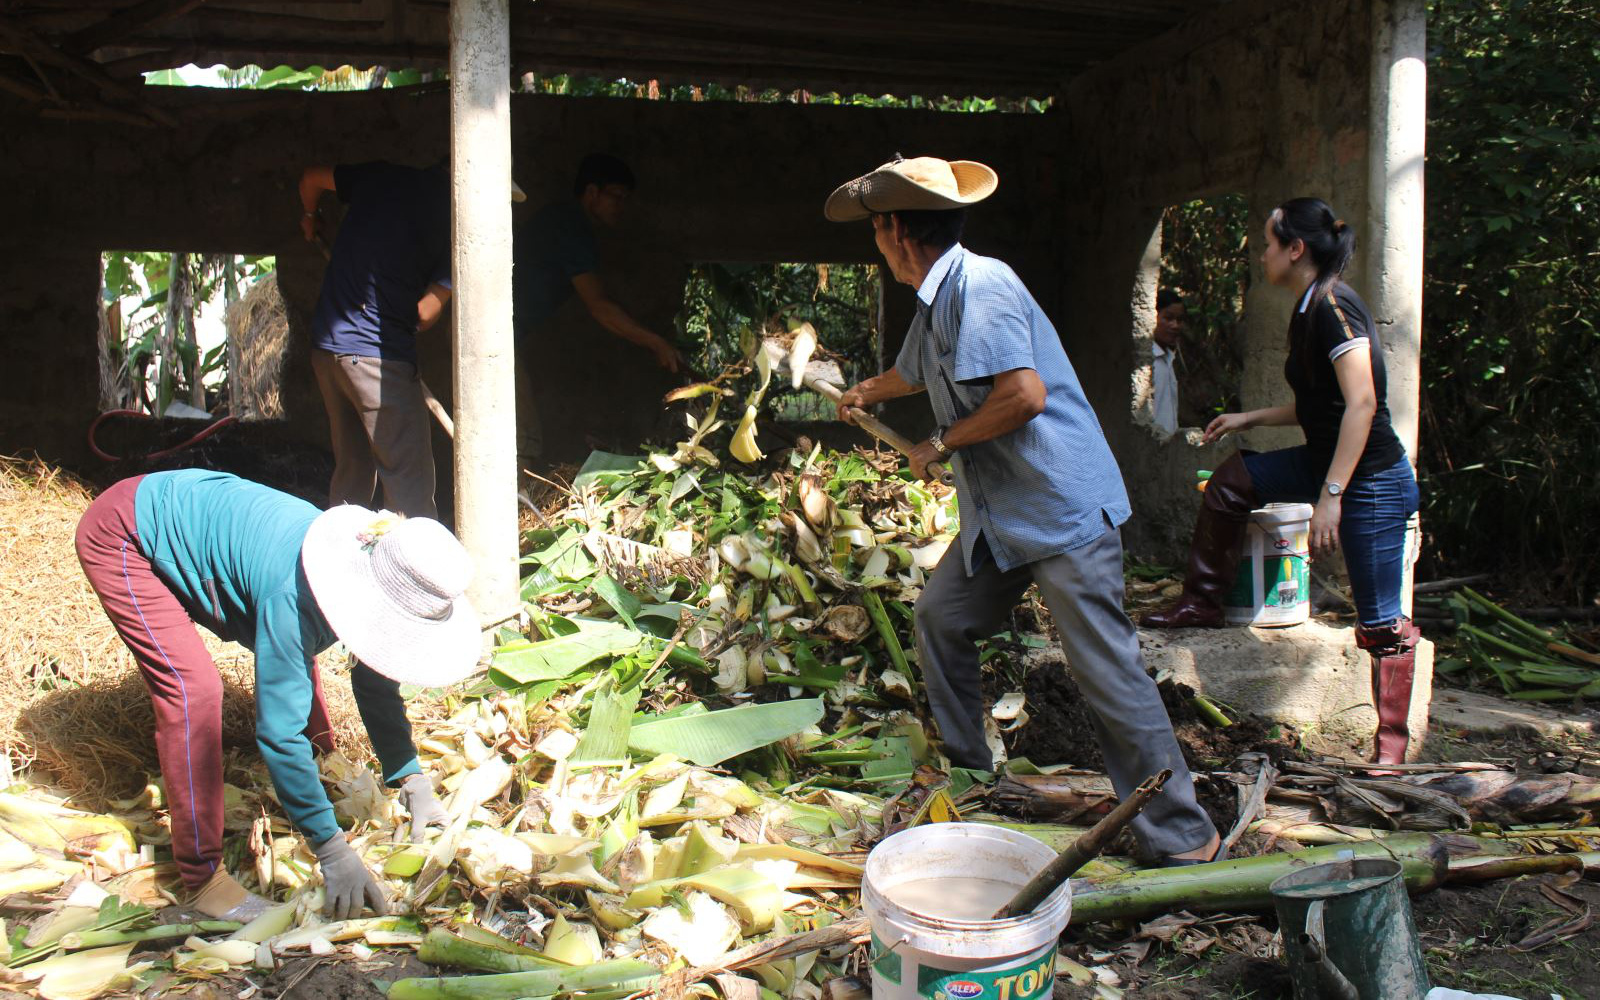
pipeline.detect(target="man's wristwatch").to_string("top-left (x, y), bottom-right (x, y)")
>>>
top-left (929, 428), bottom-right (954, 459)
top-left (1323, 481), bottom-right (1344, 497)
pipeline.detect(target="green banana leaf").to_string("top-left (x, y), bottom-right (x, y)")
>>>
top-left (573, 679), bottom-right (644, 763)
top-left (490, 621), bottom-right (642, 688)
top-left (628, 699), bottom-right (825, 766)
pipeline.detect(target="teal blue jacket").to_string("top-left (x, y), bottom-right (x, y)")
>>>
top-left (135, 470), bottom-right (420, 846)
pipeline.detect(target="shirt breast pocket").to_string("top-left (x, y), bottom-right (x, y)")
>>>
top-left (933, 347), bottom-right (985, 422)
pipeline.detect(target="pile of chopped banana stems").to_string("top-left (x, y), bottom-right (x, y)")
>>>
top-left (0, 438), bottom-right (971, 1000)
top-left (3, 332), bottom-right (1595, 999)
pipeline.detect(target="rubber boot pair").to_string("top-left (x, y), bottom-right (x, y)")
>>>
top-left (1358, 618), bottom-right (1421, 765)
top-left (1144, 452), bottom-right (1257, 629)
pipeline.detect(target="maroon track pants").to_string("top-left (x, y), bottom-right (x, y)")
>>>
top-left (75, 476), bottom-right (336, 890)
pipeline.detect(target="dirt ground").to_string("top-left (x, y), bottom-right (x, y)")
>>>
top-left (981, 644), bottom-right (1600, 998)
top-left (1049, 875), bottom-right (1600, 999)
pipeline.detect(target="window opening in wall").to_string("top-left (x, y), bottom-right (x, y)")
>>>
top-left (144, 64), bottom-right (439, 91)
top-left (675, 263), bottom-right (881, 421)
top-left (1137, 194), bottom-right (1251, 438)
top-left (98, 252), bottom-right (282, 420)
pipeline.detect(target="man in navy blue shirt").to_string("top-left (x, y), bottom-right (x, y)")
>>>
top-left (301, 161), bottom-right (520, 517)
top-left (512, 154), bottom-right (683, 458)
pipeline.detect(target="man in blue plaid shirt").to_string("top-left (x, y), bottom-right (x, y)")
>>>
top-left (825, 156), bottom-right (1221, 866)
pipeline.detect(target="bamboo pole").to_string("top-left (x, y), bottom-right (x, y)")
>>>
top-left (994, 769), bottom-right (1170, 918)
top-left (1066, 837), bottom-right (1450, 924)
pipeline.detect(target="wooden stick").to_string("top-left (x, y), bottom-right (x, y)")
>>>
top-left (0, 14), bottom-right (176, 126)
top-left (648, 917), bottom-right (869, 999)
top-left (993, 768), bottom-right (1171, 919)
top-left (187, 7), bottom-right (386, 31)
top-left (1222, 757), bottom-right (1276, 851)
top-left (1413, 574), bottom-right (1491, 594)
top-left (802, 377), bottom-right (952, 486)
top-left (420, 381), bottom-right (454, 439)
top-left (0, 68), bottom-right (50, 101)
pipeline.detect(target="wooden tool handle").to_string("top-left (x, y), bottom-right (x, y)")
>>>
top-left (805, 378), bottom-right (954, 486)
top-left (992, 769), bottom-right (1173, 919)
top-left (419, 380), bottom-right (455, 439)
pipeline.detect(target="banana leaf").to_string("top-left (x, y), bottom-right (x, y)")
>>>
top-left (490, 622), bottom-right (642, 687)
top-left (629, 699), bottom-right (825, 766)
top-left (573, 678), bottom-right (644, 763)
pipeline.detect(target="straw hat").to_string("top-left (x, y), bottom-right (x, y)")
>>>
top-left (824, 155), bottom-right (998, 222)
top-left (302, 506), bottom-right (482, 688)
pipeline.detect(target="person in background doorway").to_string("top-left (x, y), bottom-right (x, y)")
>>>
top-left (300, 162), bottom-right (448, 518)
top-left (826, 155), bottom-right (1221, 866)
top-left (512, 154), bottom-right (685, 461)
top-left (299, 162), bottom-right (524, 517)
top-left (76, 470), bottom-right (481, 921)
top-left (1150, 288), bottom-right (1187, 436)
top-left (1145, 198), bottom-right (1421, 765)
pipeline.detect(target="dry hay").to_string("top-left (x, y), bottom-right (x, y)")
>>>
top-left (0, 455), bottom-right (380, 804)
top-left (225, 274), bottom-right (289, 419)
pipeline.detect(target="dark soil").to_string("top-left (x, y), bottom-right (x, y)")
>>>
top-left (988, 656), bottom-right (1304, 836)
top-left (995, 657), bottom-right (1302, 775)
top-left (261, 950), bottom-right (435, 999)
top-left (1047, 875), bottom-right (1600, 998)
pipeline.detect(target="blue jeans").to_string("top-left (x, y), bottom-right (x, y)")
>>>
top-left (1241, 447), bottom-right (1420, 628)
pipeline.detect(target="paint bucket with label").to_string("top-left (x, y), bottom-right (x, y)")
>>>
top-left (863, 823), bottom-right (1072, 1000)
top-left (1223, 503), bottom-right (1314, 628)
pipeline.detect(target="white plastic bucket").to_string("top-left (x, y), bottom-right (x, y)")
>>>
top-left (863, 823), bottom-right (1071, 1000)
top-left (1223, 503), bottom-right (1313, 628)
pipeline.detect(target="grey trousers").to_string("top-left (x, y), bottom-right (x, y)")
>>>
top-left (915, 524), bottom-right (1217, 857)
top-left (311, 349), bottom-right (437, 518)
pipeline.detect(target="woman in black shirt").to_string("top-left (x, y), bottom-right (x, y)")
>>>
top-left (1147, 198), bottom-right (1422, 764)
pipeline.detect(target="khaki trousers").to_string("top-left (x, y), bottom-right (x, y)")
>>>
top-left (311, 349), bottom-right (437, 518)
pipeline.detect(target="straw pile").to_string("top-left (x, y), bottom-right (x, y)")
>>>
top-left (0, 455), bottom-right (373, 803)
top-left (225, 274), bottom-right (289, 420)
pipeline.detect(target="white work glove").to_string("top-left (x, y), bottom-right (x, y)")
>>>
top-left (314, 834), bottom-right (389, 921)
top-left (398, 772), bottom-right (449, 841)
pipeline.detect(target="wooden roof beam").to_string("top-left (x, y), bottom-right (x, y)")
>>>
top-left (0, 12), bottom-right (176, 123)
top-left (528, 0), bottom-right (1095, 49)
top-left (63, 0), bottom-right (211, 54)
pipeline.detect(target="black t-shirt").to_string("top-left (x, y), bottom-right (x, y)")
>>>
top-left (1285, 281), bottom-right (1406, 478)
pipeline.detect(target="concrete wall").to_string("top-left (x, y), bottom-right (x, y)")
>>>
top-left (1060, 0), bottom-right (1379, 558)
top-left (0, 90), bottom-right (1054, 473)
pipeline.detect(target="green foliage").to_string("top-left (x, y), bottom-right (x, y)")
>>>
top-left (1159, 194), bottom-right (1250, 423)
top-left (100, 252), bottom-right (275, 415)
top-left (675, 263), bottom-right (881, 421)
top-left (1422, 0), bottom-right (1600, 600)
top-left (518, 74), bottom-right (1051, 114)
top-left (145, 64), bottom-right (435, 91)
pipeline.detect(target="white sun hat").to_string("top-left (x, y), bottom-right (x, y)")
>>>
top-left (301, 506), bottom-right (482, 688)
top-left (824, 155), bottom-right (998, 222)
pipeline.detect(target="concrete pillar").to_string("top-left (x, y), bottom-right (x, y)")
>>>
top-left (1365, 0), bottom-right (1427, 459)
top-left (449, 0), bottom-right (519, 623)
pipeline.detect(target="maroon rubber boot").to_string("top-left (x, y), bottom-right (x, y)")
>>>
top-left (1144, 452), bottom-right (1257, 629)
top-left (1360, 619), bottom-right (1422, 764)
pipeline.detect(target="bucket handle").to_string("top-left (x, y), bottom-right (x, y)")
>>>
top-left (1301, 899), bottom-right (1360, 1000)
